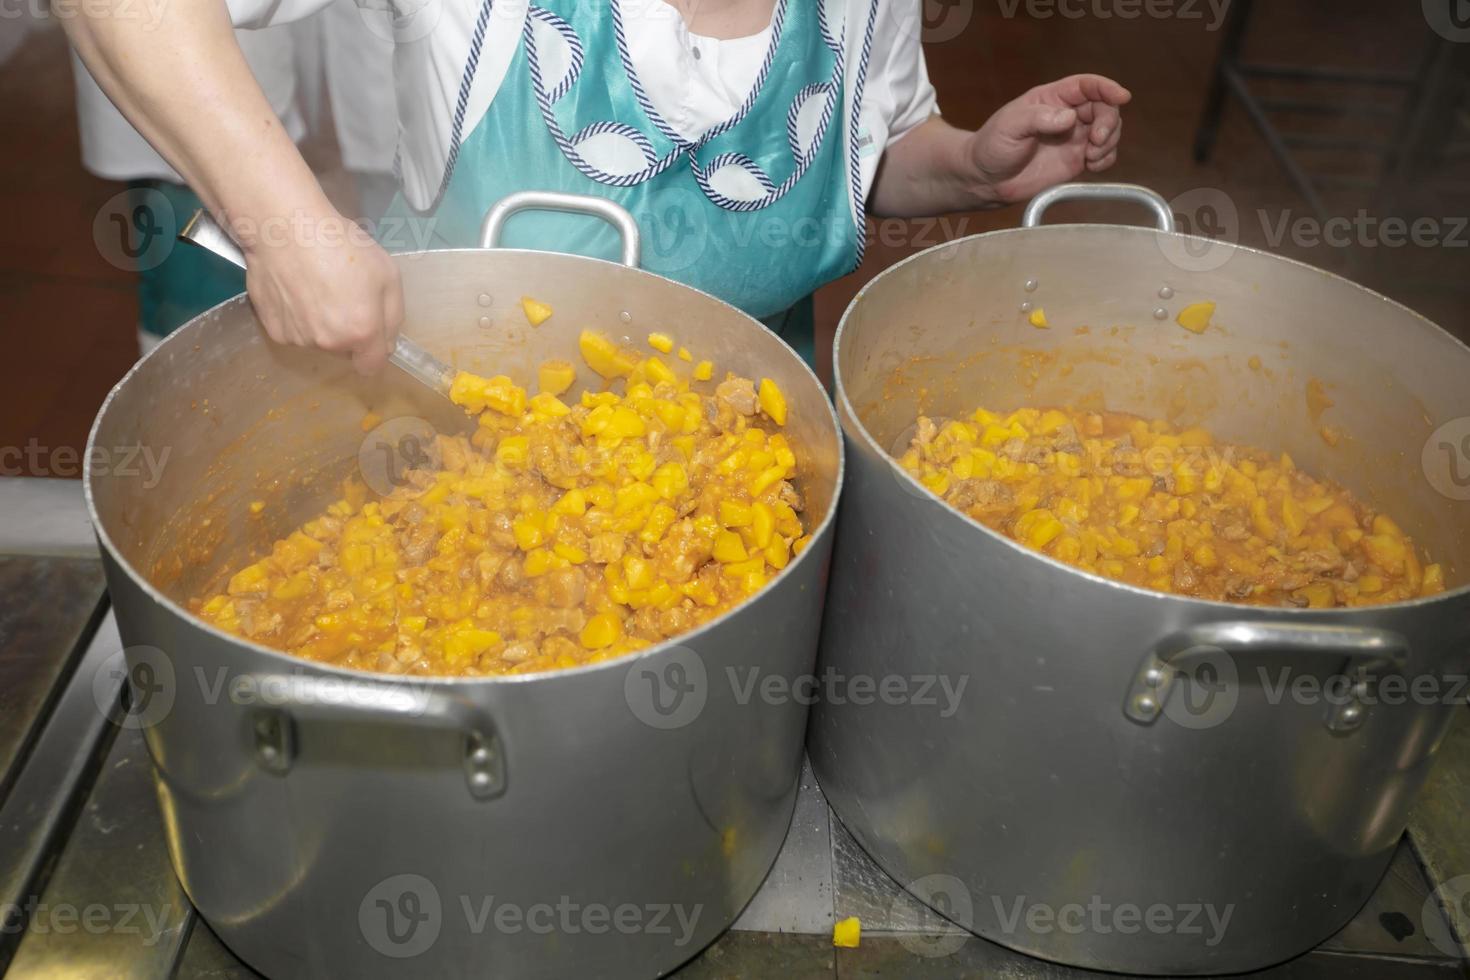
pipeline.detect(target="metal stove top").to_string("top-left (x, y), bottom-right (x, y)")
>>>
top-left (1, 478), bottom-right (1466, 979)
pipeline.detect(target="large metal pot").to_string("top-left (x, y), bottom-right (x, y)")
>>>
top-left (85, 193), bottom-right (842, 979)
top-left (810, 183), bottom-right (1470, 974)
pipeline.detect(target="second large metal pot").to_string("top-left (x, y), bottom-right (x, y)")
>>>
top-left (85, 194), bottom-right (842, 979)
top-left (810, 184), bottom-right (1470, 974)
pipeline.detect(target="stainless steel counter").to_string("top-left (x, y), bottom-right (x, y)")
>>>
top-left (1, 477), bottom-right (1466, 978)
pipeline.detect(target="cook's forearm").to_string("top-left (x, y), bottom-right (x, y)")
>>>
top-left (869, 117), bottom-right (1001, 218)
top-left (60, 0), bottom-right (332, 250)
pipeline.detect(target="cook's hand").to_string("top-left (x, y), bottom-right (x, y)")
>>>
top-left (241, 210), bottom-right (404, 374)
top-left (969, 74), bottom-right (1130, 206)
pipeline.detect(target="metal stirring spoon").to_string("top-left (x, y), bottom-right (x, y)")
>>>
top-left (179, 210), bottom-right (456, 397)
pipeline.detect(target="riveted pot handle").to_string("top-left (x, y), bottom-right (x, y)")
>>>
top-left (239, 674), bottom-right (506, 800)
top-left (479, 190), bottom-right (642, 268)
top-left (1022, 183), bottom-right (1175, 233)
top-left (1124, 621), bottom-right (1409, 733)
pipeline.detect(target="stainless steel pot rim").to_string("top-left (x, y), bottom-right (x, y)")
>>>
top-left (832, 222), bottom-right (1470, 614)
top-left (84, 246), bottom-right (846, 686)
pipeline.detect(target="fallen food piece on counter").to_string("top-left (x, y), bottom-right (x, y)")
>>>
top-left (833, 916), bottom-right (861, 949)
top-left (195, 333), bottom-right (808, 677)
top-left (898, 406), bottom-right (1444, 607)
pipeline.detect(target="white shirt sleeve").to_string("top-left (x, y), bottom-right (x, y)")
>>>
top-left (864, 0), bottom-right (940, 147)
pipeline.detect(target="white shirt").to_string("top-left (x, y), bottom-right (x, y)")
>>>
top-left (72, 20), bottom-right (306, 182)
top-left (73, 0), bottom-right (400, 183)
top-left (224, 0), bottom-right (939, 220)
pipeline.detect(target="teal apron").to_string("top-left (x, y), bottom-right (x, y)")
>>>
top-left (389, 0), bottom-right (868, 365)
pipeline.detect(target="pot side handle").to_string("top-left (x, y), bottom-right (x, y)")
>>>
top-left (1124, 621), bottom-right (1409, 733)
top-left (1022, 183), bottom-right (1176, 234)
top-left (479, 190), bottom-right (642, 268)
top-left (241, 673), bottom-right (506, 801)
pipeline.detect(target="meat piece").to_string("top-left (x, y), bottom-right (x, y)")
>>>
top-left (659, 523), bottom-right (714, 584)
top-left (632, 605), bottom-right (663, 639)
top-left (497, 557), bottom-right (524, 590)
top-left (500, 641), bottom-right (536, 664)
top-left (540, 635), bottom-right (581, 663)
top-left (305, 514), bottom-right (343, 540)
top-left (1000, 438), bottom-right (1049, 464)
top-left (715, 377), bottom-right (758, 416)
top-left (476, 551), bottom-right (507, 589)
top-left (778, 482), bottom-right (804, 512)
top-left (1219, 521), bottom-right (1250, 542)
top-left (1172, 562), bottom-right (1199, 593)
top-left (537, 607), bottom-right (586, 636)
top-left (1296, 549), bottom-right (1347, 576)
top-left (660, 604), bottom-right (694, 637)
top-left (588, 532), bottom-right (627, 564)
top-left (544, 567), bottom-right (586, 609)
top-left (948, 479), bottom-right (1012, 513)
top-left (1054, 425), bottom-right (1083, 457)
top-left (395, 635), bottom-right (423, 666)
top-left (488, 513), bottom-right (517, 549)
top-left (399, 521), bottom-right (438, 566)
top-left (914, 416), bottom-right (938, 447)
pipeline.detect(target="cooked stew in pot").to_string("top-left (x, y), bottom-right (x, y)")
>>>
top-left (194, 331), bottom-right (808, 676)
top-left (899, 406), bottom-right (1444, 607)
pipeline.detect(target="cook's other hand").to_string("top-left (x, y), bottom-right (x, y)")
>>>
top-left (59, 0), bottom-right (402, 374)
top-left (240, 209), bottom-right (403, 374)
top-left (870, 74), bottom-right (1130, 217)
top-left (971, 74), bottom-right (1130, 204)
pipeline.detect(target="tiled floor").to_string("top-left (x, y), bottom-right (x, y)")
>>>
top-left (1, 2), bottom-right (1466, 462)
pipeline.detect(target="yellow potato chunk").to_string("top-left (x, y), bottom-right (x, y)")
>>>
top-left (538, 359), bottom-right (577, 396)
top-left (647, 332), bottom-right (674, 354)
top-left (833, 917), bottom-right (861, 949)
top-left (579, 330), bottom-right (639, 379)
top-left (1177, 301), bottom-right (1216, 334)
top-left (520, 296), bottom-right (553, 327)
top-left (758, 378), bottom-right (788, 426)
